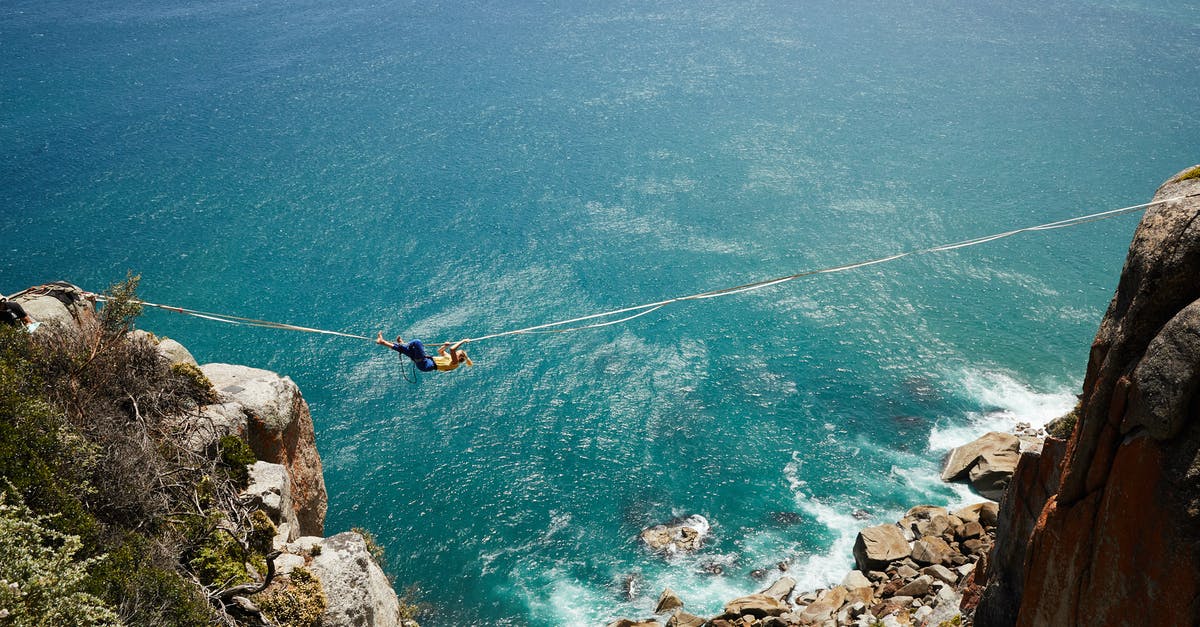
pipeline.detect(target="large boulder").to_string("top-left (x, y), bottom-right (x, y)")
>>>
top-left (201, 363), bottom-right (327, 536)
top-left (654, 588), bottom-right (683, 614)
top-left (720, 593), bottom-right (789, 619)
top-left (760, 576), bottom-right (795, 602)
top-left (797, 587), bottom-right (848, 623)
top-left (307, 532), bottom-right (401, 627)
top-left (852, 524), bottom-right (910, 571)
top-left (967, 448), bottom-right (1021, 500)
top-left (910, 536), bottom-right (954, 566)
top-left (940, 432), bottom-right (1019, 482)
top-left (977, 166), bottom-right (1200, 626)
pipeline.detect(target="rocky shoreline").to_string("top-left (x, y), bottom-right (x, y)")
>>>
top-left (610, 425), bottom-right (1049, 627)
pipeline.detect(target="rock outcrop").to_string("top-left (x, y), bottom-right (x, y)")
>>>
top-left (941, 431), bottom-right (1022, 500)
top-left (202, 363), bottom-right (328, 537)
top-left (976, 165), bottom-right (1200, 625)
top-left (8, 281), bottom-right (96, 334)
top-left (308, 532), bottom-right (404, 627)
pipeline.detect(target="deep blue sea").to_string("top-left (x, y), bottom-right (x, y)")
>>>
top-left (3, 1), bottom-right (1198, 624)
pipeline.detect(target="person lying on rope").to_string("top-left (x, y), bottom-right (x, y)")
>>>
top-left (376, 331), bottom-right (473, 372)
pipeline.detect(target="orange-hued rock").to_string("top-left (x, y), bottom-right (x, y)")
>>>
top-left (976, 165), bottom-right (1200, 626)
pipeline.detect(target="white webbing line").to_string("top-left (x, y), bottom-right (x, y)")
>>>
top-left (458, 195), bottom-right (1186, 344)
top-left (91, 297), bottom-right (373, 341)
top-left (90, 194), bottom-right (1190, 346)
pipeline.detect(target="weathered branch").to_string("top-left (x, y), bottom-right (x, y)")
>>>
top-left (218, 551), bottom-right (282, 600)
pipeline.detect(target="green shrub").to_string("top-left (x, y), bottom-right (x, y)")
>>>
top-left (189, 528), bottom-right (254, 589)
top-left (254, 567), bottom-right (328, 627)
top-left (0, 327), bottom-right (100, 548)
top-left (249, 509), bottom-right (278, 554)
top-left (98, 272), bottom-right (143, 337)
top-left (217, 434), bottom-right (257, 490)
top-left (0, 491), bottom-right (121, 626)
top-left (85, 532), bottom-right (214, 626)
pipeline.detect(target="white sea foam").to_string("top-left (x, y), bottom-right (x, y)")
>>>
top-left (782, 453), bottom-right (864, 591)
top-left (928, 368), bottom-right (1077, 452)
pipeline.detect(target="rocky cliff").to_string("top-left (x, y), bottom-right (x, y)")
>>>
top-left (8, 283), bottom-right (408, 627)
top-left (975, 165), bottom-right (1200, 626)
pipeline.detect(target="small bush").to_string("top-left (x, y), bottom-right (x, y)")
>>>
top-left (0, 491), bottom-right (121, 626)
top-left (169, 362), bottom-right (218, 405)
top-left (217, 435), bottom-right (257, 490)
top-left (254, 567), bottom-right (328, 627)
top-left (189, 528), bottom-right (254, 589)
top-left (249, 509), bottom-right (278, 554)
top-left (85, 532), bottom-right (214, 626)
top-left (98, 272), bottom-right (143, 337)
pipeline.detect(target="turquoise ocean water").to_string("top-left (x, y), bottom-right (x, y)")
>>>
top-left (3, 1), bottom-right (1198, 624)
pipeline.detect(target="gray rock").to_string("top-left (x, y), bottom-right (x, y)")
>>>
top-left (1127, 299), bottom-right (1200, 439)
top-left (842, 570), bottom-right (872, 590)
top-left (895, 564), bottom-right (918, 579)
top-left (157, 338), bottom-right (198, 367)
top-left (940, 432), bottom-right (1020, 482)
top-left (640, 515), bottom-right (709, 554)
top-left (957, 520), bottom-right (984, 540)
top-left (273, 552), bottom-right (307, 576)
top-left (921, 564), bottom-right (958, 585)
top-left (10, 283), bottom-right (95, 334)
top-left (722, 593), bottom-right (789, 618)
top-left (853, 524), bottom-right (911, 571)
top-left (797, 587), bottom-right (848, 623)
top-left (201, 363), bottom-right (327, 536)
top-left (243, 461), bottom-right (299, 542)
top-left (307, 531), bottom-right (401, 627)
top-left (665, 611), bottom-right (705, 627)
top-left (954, 502), bottom-right (999, 527)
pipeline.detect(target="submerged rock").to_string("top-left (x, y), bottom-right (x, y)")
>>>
top-left (639, 515), bottom-right (709, 554)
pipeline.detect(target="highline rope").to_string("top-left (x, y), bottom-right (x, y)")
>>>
top-left (95, 194), bottom-right (1194, 346)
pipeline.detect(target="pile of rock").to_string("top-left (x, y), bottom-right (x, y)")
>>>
top-left (608, 503), bottom-right (998, 627)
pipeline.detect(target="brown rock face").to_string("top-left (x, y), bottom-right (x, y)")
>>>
top-left (976, 166), bottom-right (1200, 625)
